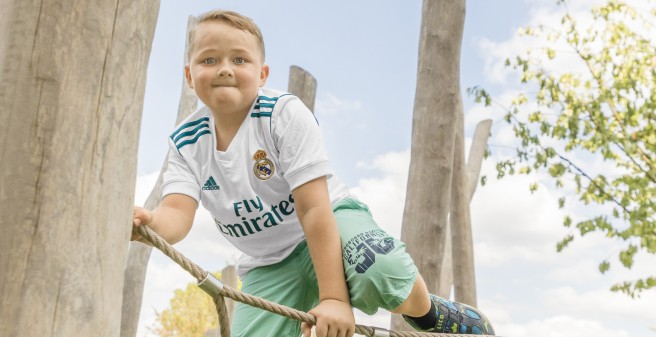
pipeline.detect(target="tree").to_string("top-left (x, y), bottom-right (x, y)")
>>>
top-left (0, 1), bottom-right (159, 336)
top-left (149, 271), bottom-right (241, 337)
top-left (150, 272), bottom-right (221, 337)
top-left (470, 0), bottom-right (656, 297)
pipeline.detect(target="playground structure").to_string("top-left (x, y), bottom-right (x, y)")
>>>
top-left (0, 1), bottom-right (495, 336)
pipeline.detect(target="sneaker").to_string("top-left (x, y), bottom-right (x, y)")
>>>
top-left (403, 294), bottom-right (495, 335)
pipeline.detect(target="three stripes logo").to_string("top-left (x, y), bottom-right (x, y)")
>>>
top-left (170, 116), bottom-right (211, 152)
top-left (202, 176), bottom-right (220, 191)
top-left (251, 95), bottom-right (286, 118)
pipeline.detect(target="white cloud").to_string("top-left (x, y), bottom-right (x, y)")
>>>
top-left (544, 286), bottom-right (656, 324)
top-left (351, 150), bottom-right (410, 239)
top-left (495, 315), bottom-right (630, 337)
top-left (134, 171), bottom-right (161, 207)
top-left (315, 92), bottom-right (363, 116)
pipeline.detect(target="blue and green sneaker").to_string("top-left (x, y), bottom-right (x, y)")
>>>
top-left (403, 294), bottom-right (495, 335)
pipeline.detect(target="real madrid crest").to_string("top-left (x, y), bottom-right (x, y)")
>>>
top-left (252, 150), bottom-right (274, 180)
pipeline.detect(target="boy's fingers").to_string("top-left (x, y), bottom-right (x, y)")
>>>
top-left (300, 322), bottom-right (311, 337)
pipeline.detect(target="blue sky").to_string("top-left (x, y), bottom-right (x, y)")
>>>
top-left (134, 1), bottom-right (656, 336)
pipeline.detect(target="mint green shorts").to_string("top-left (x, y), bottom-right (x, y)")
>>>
top-left (231, 198), bottom-right (418, 337)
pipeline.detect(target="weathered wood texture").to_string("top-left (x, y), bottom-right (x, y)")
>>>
top-left (288, 65), bottom-right (318, 112)
top-left (438, 119), bottom-right (493, 300)
top-left (120, 16), bottom-right (198, 337)
top-left (221, 265), bottom-right (238, 325)
top-left (392, 0), bottom-right (466, 330)
top-left (466, 119), bottom-right (492, 201)
top-left (450, 108), bottom-right (476, 306)
top-left (0, 1), bottom-right (160, 336)
top-left (437, 222), bottom-right (454, 298)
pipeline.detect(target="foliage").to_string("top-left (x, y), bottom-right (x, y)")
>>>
top-left (149, 271), bottom-right (229, 337)
top-left (469, 0), bottom-right (656, 297)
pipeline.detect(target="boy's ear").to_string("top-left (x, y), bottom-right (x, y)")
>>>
top-left (185, 65), bottom-right (194, 89)
top-left (259, 64), bottom-right (270, 86)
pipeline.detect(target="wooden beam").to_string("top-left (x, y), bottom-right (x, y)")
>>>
top-left (120, 15), bottom-right (198, 337)
top-left (0, 1), bottom-right (160, 335)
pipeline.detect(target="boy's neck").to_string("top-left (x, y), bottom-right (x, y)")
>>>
top-left (212, 107), bottom-right (249, 152)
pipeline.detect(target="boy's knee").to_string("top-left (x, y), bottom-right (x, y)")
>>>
top-left (344, 240), bottom-right (417, 313)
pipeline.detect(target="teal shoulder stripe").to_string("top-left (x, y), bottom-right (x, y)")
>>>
top-left (250, 93), bottom-right (292, 118)
top-left (170, 117), bottom-right (210, 140)
top-left (250, 112), bottom-right (272, 118)
top-left (176, 130), bottom-right (211, 150)
top-left (258, 95), bottom-right (279, 102)
top-left (173, 123), bottom-right (209, 143)
top-left (259, 103), bottom-right (276, 109)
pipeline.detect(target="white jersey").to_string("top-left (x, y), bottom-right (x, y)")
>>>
top-left (162, 88), bottom-right (351, 276)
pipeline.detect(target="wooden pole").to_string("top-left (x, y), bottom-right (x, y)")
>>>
top-left (438, 119), bottom-right (493, 300)
top-left (221, 265), bottom-right (239, 323)
top-left (288, 65), bottom-right (318, 112)
top-left (0, 1), bottom-right (160, 336)
top-left (120, 15), bottom-right (198, 337)
top-left (450, 109), bottom-right (477, 306)
top-left (392, 0), bottom-right (466, 330)
top-left (466, 120), bottom-right (492, 201)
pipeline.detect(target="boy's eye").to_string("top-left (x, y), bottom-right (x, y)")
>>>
top-left (234, 57), bottom-right (246, 64)
top-left (203, 58), bottom-right (216, 65)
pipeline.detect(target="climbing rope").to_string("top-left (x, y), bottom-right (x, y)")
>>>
top-left (136, 225), bottom-right (488, 337)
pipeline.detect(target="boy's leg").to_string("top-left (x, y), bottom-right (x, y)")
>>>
top-left (398, 275), bottom-right (495, 335)
top-left (332, 198), bottom-right (495, 335)
top-left (231, 241), bottom-right (319, 337)
top-left (332, 198), bottom-right (418, 314)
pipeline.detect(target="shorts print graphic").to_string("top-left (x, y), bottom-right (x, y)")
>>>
top-left (344, 230), bottom-right (395, 274)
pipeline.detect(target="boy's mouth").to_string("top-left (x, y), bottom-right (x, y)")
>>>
top-left (212, 81), bottom-right (237, 88)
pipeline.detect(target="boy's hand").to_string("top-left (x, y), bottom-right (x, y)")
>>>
top-left (131, 206), bottom-right (152, 241)
top-left (302, 299), bottom-right (355, 337)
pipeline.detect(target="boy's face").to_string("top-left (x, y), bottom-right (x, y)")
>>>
top-left (185, 21), bottom-right (269, 115)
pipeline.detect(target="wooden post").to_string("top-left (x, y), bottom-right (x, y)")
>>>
top-left (438, 119), bottom-right (493, 300)
top-left (450, 108), bottom-right (477, 306)
top-left (466, 120), bottom-right (492, 201)
top-left (392, 0), bottom-right (466, 330)
top-left (221, 265), bottom-right (239, 323)
top-left (437, 223), bottom-right (454, 298)
top-left (0, 1), bottom-right (160, 336)
top-left (120, 15), bottom-right (198, 337)
top-left (288, 65), bottom-right (318, 112)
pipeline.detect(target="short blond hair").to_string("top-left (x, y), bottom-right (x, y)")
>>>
top-left (187, 10), bottom-right (265, 62)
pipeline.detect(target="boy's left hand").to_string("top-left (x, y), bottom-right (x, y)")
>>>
top-left (302, 299), bottom-right (355, 337)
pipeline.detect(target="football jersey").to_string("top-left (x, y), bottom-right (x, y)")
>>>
top-left (162, 88), bottom-right (350, 275)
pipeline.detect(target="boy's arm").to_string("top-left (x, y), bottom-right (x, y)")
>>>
top-left (132, 193), bottom-right (198, 245)
top-left (293, 176), bottom-right (355, 337)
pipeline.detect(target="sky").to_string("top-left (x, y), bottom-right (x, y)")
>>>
top-left (133, 1), bottom-right (656, 336)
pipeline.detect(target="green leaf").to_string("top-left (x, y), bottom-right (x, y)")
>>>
top-left (619, 245), bottom-right (638, 268)
top-left (470, 0), bottom-right (656, 298)
top-left (556, 235), bottom-right (574, 252)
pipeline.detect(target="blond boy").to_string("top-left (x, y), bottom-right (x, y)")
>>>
top-left (133, 9), bottom-right (494, 337)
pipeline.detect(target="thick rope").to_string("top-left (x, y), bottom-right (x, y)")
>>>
top-left (213, 295), bottom-right (230, 337)
top-left (136, 225), bottom-right (487, 337)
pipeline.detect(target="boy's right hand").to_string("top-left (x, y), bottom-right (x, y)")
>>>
top-left (132, 206), bottom-right (153, 241)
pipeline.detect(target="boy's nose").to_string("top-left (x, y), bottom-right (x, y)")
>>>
top-left (216, 67), bottom-right (233, 78)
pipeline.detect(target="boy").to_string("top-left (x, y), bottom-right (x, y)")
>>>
top-left (132, 9), bottom-right (494, 337)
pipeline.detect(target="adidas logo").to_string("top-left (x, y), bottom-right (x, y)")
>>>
top-left (202, 176), bottom-right (220, 191)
